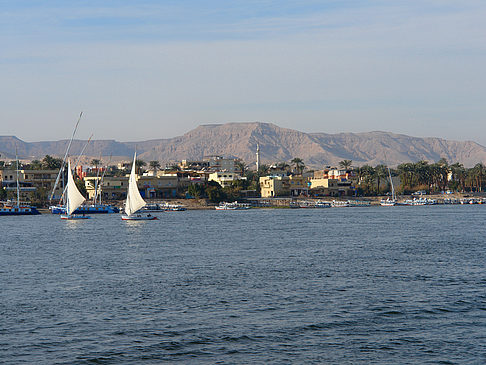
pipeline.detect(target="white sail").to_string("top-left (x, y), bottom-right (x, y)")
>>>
top-left (124, 152), bottom-right (146, 216)
top-left (66, 159), bottom-right (86, 215)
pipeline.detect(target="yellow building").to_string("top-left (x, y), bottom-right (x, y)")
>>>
top-left (208, 172), bottom-right (245, 188)
top-left (310, 177), bottom-right (354, 196)
top-left (259, 176), bottom-right (289, 197)
top-left (1, 169), bottom-right (62, 200)
top-left (84, 174), bottom-right (179, 201)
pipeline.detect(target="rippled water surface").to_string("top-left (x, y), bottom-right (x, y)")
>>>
top-left (1, 206), bottom-right (486, 364)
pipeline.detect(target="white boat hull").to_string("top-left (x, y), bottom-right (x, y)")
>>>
top-left (60, 214), bottom-right (90, 220)
top-left (121, 214), bottom-right (158, 220)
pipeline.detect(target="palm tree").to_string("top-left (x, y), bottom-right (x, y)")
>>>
top-left (450, 162), bottom-right (466, 192)
top-left (291, 158), bottom-right (305, 175)
top-left (91, 159), bottom-right (101, 174)
top-left (42, 155), bottom-right (62, 169)
top-left (374, 164), bottom-right (388, 195)
top-left (276, 162), bottom-right (291, 172)
top-left (339, 159), bottom-right (353, 170)
top-left (235, 159), bottom-right (248, 176)
top-left (257, 164), bottom-right (270, 177)
top-left (149, 160), bottom-right (161, 173)
top-left (135, 159), bottom-right (146, 174)
top-left (472, 163), bottom-right (485, 192)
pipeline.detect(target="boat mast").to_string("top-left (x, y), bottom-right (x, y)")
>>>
top-left (98, 154), bottom-right (112, 205)
top-left (15, 146), bottom-right (20, 207)
top-left (387, 166), bottom-right (395, 200)
top-left (93, 154), bottom-right (102, 204)
top-left (59, 134), bottom-right (93, 205)
top-left (49, 112), bottom-right (83, 203)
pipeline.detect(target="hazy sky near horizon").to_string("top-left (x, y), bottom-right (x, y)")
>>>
top-left (1, 1), bottom-right (485, 144)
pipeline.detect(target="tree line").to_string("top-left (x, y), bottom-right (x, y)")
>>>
top-left (355, 158), bottom-right (486, 195)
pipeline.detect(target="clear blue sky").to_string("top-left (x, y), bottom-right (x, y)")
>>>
top-left (1, 0), bottom-right (485, 144)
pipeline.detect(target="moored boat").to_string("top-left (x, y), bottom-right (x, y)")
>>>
top-left (50, 204), bottom-right (119, 214)
top-left (215, 201), bottom-right (251, 210)
top-left (0, 201), bottom-right (40, 215)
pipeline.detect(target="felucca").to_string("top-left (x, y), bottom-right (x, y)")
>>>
top-left (121, 152), bottom-right (157, 221)
top-left (60, 160), bottom-right (90, 220)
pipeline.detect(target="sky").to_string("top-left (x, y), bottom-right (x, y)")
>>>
top-left (1, 0), bottom-right (485, 144)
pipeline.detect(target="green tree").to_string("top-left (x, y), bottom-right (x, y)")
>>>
top-left (149, 160), bottom-right (161, 172)
top-left (91, 159), bottom-right (101, 169)
top-left (291, 158), bottom-right (305, 175)
top-left (374, 164), bottom-right (388, 194)
top-left (75, 179), bottom-right (87, 197)
top-left (235, 159), bottom-right (248, 176)
top-left (187, 184), bottom-right (205, 198)
top-left (339, 159), bottom-right (353, 169)
top-left (42, 155), bottom-right (62, 169)
top-left (135, 159), bottom-right (146, 174)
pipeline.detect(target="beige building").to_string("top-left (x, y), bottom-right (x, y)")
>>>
top-left (310, 177), bottom-right (354, 196)
top-left (180, 156), bottom-right (237, 172)
top-left (1, 169), bottom-right (62, 201)
top-left (208, 172), bottom-right (245, 188)
top-left (84, 173), bottom-right (179, 201)
top-left (259, 175), bottom-right (309, 197)
top-left (260, 176), bottom-right (289, 198)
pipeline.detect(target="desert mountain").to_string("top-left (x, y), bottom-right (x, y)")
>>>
top-left (2, 122), bottom-right (486, 167)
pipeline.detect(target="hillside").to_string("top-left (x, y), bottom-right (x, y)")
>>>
top-left (2, 123), bottom-right (486, 167)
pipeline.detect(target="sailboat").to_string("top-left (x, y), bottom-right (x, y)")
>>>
top-left (380, 165), bottom-right (397, 206)
top-left (60, 160), bottom-right (90, 220)
top-left (121, 152), bottom-right (157, 221)
top-left (0, 151), bottom-right (40, 216)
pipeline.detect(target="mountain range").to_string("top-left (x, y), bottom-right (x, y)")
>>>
top-left (2, 122), bottom-right (486, 168)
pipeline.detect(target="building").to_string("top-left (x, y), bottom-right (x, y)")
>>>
top-left (138, 175), bottom-right (178, 198)
top-left (309, 178), bottom-right (354, 196)
top-left (84, 176), bottom-right (129, 201)
top-left (259, 176), bottom-right (289, 198)
top-left (208, 172), bottom-right (245, 188)
top-left (84, 173), bottom-right (179, 201)
top-left (259, 175), bottom-right (309, 198)
top-left (1, 168), bottom-right (63, 201)
top-left (179, 156), bottom-right (238, 172)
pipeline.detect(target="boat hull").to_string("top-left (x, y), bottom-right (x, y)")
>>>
top-left (0, 206), bottom-right (40, 215)
top-left (60, 214), bottom-right (91, 220)
top-left (50, 204), bottom-right (119, 214)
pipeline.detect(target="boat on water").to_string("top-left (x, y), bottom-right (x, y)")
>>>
top-left (60, 160), bottom-right (90, 220)
top-left (50, 204), bottom-right (119, 214)
top-left (0, 201), bottom-right (40, 216)
top-left (215, 201), bottom-right (251, 210)
top-left (294, 200), bottom-right (331, 208)
top-left (331, 200), bottom-right (350, 207)
top-left (380, 198), bottom-right (396, 206)
top-left (402, 197), bottom-right (437, 206)
top-left (121, 152), bottom-right (157, 221)
top-left (380, 165), bottom-right (397, 206)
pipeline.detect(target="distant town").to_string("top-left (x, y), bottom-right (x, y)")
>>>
top-left (1, 142), bottom-right (486, 208)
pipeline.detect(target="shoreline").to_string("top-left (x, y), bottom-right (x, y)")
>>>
top-left (35, 193), bottom-right (485, 214)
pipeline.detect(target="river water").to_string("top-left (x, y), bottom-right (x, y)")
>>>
top-left (1, 206), bottom-right (485, 364)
